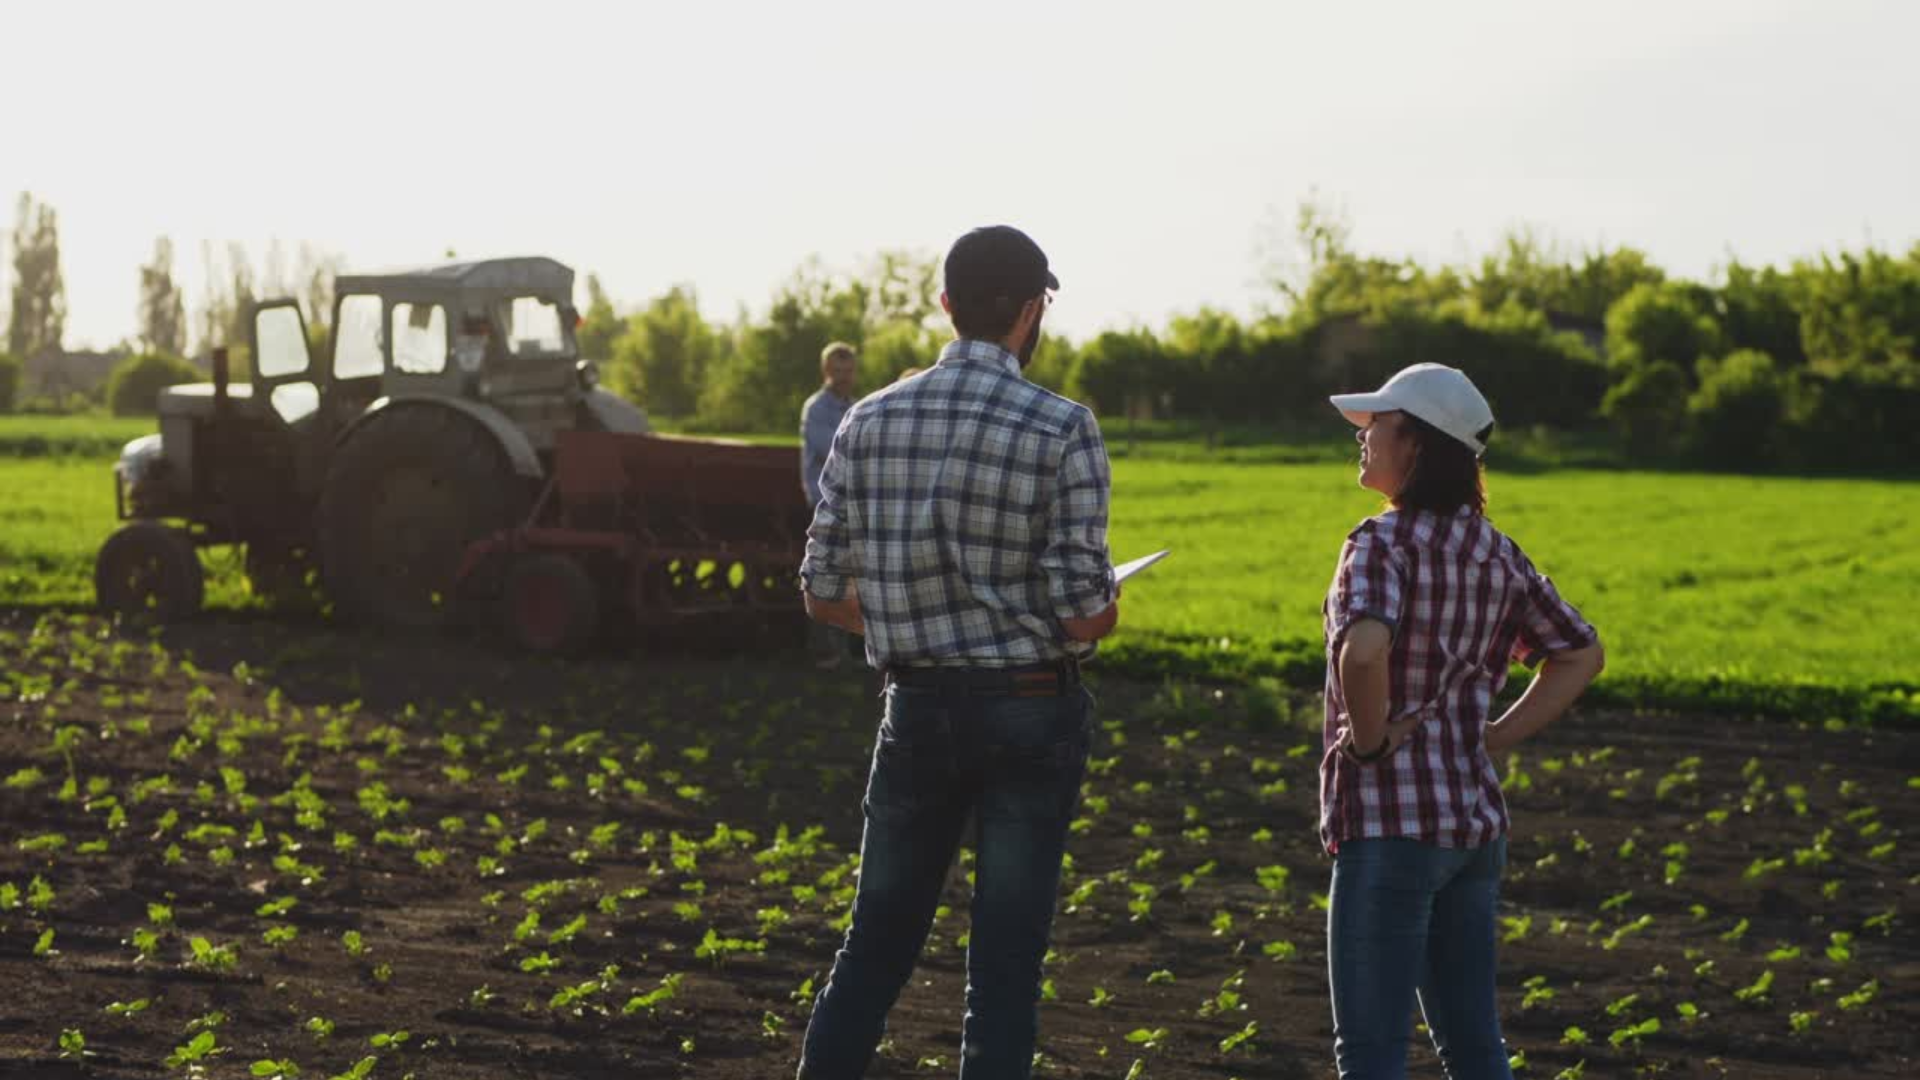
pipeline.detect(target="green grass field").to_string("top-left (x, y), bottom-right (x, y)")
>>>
top-left (1106, 457), bottom-right (1916, 688)
top-left (3, 415), bottom-right (1914, 696)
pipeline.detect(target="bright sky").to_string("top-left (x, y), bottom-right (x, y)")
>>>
top-left (4, 0), bottom-right (1917, 351)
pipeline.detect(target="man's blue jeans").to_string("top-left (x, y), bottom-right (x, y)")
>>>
top-left (1328, 836), bottom-right (1514, 1080)
top-left (797, 681), bottom-right (1093, 1079)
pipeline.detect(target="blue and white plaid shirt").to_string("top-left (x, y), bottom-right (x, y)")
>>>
top-left (799, 338), bottom-right (1116, 668)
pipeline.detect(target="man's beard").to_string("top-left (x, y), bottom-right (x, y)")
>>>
top-left (1017, 309), bottom-right (1045, 368)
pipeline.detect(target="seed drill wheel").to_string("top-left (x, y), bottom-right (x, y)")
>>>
top-left (502, 553), bottom-right (599, 656)
top-left (95, 521), bottom-right (204, 622)
top-left (318, 407), bottom-right (529, 631)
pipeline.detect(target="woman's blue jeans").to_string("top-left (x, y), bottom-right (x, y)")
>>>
top-left (1327, 836), bottom-right (1514, 1080)
top-left (797, 682), bottom-right (1092, 1079)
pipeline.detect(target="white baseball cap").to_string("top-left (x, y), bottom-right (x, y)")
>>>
top-left (1329, 364), bottom-right (1496, 454)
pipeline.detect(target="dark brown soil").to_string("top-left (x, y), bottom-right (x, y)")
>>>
top-left (0, 609), bottom-right (1913, 1079)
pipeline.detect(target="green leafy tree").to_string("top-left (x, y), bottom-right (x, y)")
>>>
top-left (196, 240), bottom-right (231, 352)
top-left (106, 352), bottom-right (203, 416)
top-left (295, 242), bottom-right (343, 334)
top-left (1562, 247), bottom-right (1667, 322)
top-left (1022, 333), bottom-right (1079, 396)
top-left (853, 250), bottom-right (947, 388)
top-left (700, 260), bottom-right (866, 431)
top-left (1472, 231), bottom-right (1664, 321)
top-left (857, 319), bottom-right (946, 387)
top-left (1687, 350), bottom-right (1787, 467)
top-left (1716, 260), bottom-right (1806, 367)
top-left (1781, 365), bottom-right (1920, 472)
top-left (7, 192), bottom-right (66, 359)
top-left (225, 242), bottom-right (257, 353)
top-left (577, 273), bottom-right (621, 361)
top-left (1071, 329), bottom-right (1167, 421)
top-left (1163, 307), bottom-right (1249, 439)
top-left (1601, 359), bottom-right (1689, 458)
top-left (609, 286), bottom-right (726, 419)
top-left (865, 250), bottom-right (941, 330)
top-left (0, 350), bottom-right (20, 412)
top-left (137, 237), bottom-right (188, 356)
top-left (1788, 246), bottom-right (1920, 374)
top-left (1357, 305), bottom-right (1607, 430)
top-left (1604, 281), bottom-right (1723, 373)
top-left (1261, 190), bottom-right (1354, 312)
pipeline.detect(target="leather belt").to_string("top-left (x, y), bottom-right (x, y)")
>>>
top-left (884, 659), bottom-right (1081, 697)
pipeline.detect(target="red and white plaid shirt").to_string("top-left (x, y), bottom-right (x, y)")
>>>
top-left (1319, 507), bottom-right (1596, 853)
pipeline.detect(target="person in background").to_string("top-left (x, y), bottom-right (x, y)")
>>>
top-left (1317, 364), bottom-right (1605, 1080)
top-left (794, 225), bottom-right (1119, 1079)
top-left (802, 341), bottom-right (860, 668)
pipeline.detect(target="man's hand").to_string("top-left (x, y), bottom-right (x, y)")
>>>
top-left (1060, 586), bottom-right (1121, 643)
top-left (804, 583), bottom-right (865, 636)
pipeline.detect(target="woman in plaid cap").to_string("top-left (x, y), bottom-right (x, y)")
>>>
top-left (1318, 364), bottom-right (1606, 1080)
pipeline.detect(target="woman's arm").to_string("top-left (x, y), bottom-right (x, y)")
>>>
top-left (1485, 639), bottom-right (1605, 756)
top-left (1337, 619), bottom-right (1422, 759)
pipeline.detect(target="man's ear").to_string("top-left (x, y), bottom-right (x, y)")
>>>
top-left (938, 291), bottom-right (953, 316)
top-left (1008, 296), bottom-right (1042, 344)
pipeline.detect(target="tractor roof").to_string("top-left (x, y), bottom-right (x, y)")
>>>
top-left (335, 256), bottom-right (575, 298)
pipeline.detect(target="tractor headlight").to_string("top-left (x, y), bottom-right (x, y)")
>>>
top-left (116, 433), bottom-right (166, 489)
top-left (116, 433), bottom-right (170, 515)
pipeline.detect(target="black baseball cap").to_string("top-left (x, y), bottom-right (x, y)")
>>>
top-left (944, 225), bottom-right (1060, 305)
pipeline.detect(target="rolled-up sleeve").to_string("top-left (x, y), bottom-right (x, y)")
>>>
top-left (799, 411), bottom-right (859, 602)
top-left (1510, 556), bottom-right (1597, 667)
top-left (1327, 528), bottom-right (1406, 647)
top-left (1039, 409), bottom-right (1115, 621)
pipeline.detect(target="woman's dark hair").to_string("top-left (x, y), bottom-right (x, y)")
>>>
top-left (1393, 412), bottom-right (1490, 516)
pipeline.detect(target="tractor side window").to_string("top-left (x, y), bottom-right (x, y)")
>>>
top-left (391, 303), bottom-right (448, 374)
top-left (334, 294), bottom-right (384, 379)
top-left (254, 305), bottom-right (310, 378)
top-left (499, 297), bottom-right (568, 357)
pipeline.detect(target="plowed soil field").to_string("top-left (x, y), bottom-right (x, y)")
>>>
top-left (1, 611), bottom-right (1913, 1079)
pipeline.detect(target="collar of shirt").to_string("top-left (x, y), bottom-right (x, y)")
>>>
top-left (936, 338), bottom-right (1022, 378)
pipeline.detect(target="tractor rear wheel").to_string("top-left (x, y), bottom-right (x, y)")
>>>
top-left (502, 553), bottom-right (599, 655)
top-left (95, 521), bottom-right (204, 622)
top-left (318, 407), bottom-right (530, 630)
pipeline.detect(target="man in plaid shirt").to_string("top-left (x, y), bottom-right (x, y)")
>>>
top-left (795, 226), bottom-right (1119, 1080)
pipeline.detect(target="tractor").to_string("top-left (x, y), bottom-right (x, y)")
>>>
top-left (96, 256), bottom-right (655, 629)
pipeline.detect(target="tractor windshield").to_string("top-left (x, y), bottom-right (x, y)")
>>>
top-left (497, 296), bottom-right (573, 359)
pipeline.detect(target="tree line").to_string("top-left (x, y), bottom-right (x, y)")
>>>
top-left (4, 190), bottom-right (1916, 472)
top-left (0, 191), bottom-right (340, 414)
top-left (587, 201), bottom-right (1918, 472)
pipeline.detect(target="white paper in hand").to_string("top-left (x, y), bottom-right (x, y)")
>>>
top-left (1113, 550), bottom-right (1171, 585)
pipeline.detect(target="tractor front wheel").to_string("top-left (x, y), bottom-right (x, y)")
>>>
top-left (502, 553), bottom-right (599, 656)
top-left (95, 521), bottom-right (204, 622)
